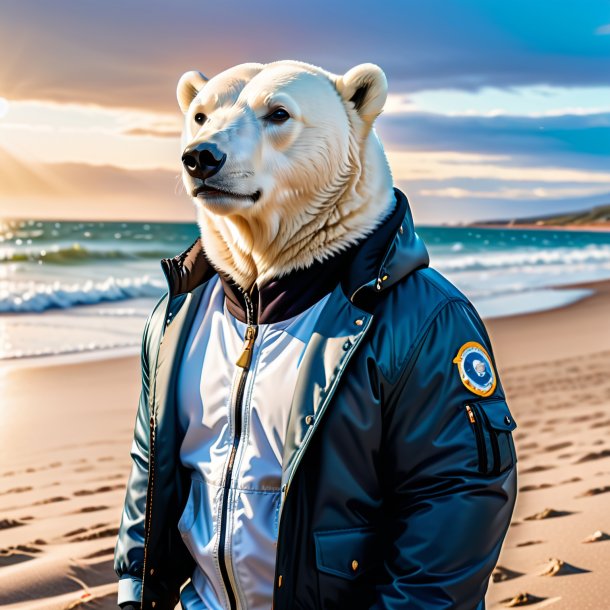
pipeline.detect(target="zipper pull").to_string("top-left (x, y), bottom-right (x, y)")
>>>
top-left (465, 404), bottom-right (476, 424)
top-left (236, 325), bottom-right (258, 369)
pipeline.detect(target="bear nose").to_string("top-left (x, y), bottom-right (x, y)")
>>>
top-left (181, 143), bottom-right (227, 180)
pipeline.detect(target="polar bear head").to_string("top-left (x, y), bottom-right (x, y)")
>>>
top-left (177, 59), bottom-right (394, 289)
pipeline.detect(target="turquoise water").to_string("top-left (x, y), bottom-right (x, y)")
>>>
top-left (1, 218), bottom-right (609, 361)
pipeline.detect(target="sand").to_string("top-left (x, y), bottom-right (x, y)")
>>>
top-left (1, 281), bottom-right (609, 609)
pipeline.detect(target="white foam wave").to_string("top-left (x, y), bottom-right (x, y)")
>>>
top-left (0, 275), bottom-right (166, 313)
top-left (433, 245), bottom-right (610, 272)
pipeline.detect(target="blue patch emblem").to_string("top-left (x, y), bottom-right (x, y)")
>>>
top-left (452, 341), bottom-right (497, 397)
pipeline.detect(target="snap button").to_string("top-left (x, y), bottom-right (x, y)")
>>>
top-left (149, 567), bottom-right (155, 575)
top-left (151, 602), bottom-right (156, 608)
top-left (355, 318), bottom-right (364, 327)
top-left (343, 340), bottom-right (351, 350)
top-left (305, 415), bottom-right (314, 425)
top-left (399, 226), bottom-right (404, 234)
top-left (504, 415), bottom-right (511, 425)
top-left (278, 574), bottom-right (283, 588)
top-left (351, 560), bottom-right (359, 571)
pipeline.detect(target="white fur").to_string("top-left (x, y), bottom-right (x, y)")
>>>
top-left (177, 59), bottom-right (395, 289)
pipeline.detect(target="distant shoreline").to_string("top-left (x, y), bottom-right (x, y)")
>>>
top-left (468, 223), bottom-right (610, 232)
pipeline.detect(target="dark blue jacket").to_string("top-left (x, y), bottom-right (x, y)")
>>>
top-left (114, 187), bottom-right (517, 609)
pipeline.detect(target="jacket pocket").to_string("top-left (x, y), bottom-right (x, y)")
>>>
top-left (464, 398), bottom-right (517, 476)
top-left (314, 525), bottom-right (379, 580)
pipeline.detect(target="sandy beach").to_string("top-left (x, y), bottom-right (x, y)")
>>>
top-left (1, 281), bottom-right (609, 609)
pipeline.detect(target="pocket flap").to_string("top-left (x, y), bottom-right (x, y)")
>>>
top-left (314, 526), bottom-right (378, 580)
top-left (474, 399), bottom-right (517, 432)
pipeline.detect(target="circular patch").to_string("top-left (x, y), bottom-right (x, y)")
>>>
top-left (452, 341), bottom-right (497, 397)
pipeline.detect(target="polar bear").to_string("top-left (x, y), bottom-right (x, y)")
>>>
top-left (115, 59), bottom-right (517, 610)
top-left (176, 60), bottom-right (395, 289)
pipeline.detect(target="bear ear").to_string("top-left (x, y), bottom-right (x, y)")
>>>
top-left (177, 70), bottom-right (209, 114)
top-left (335, 63), bottom-right (388, 129)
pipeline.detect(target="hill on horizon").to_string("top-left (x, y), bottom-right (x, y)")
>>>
top-left (474, 203), bottom-right (610, 227)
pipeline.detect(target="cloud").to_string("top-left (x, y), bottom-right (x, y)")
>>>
top-left (0, 145), bottom-right (193, 221)
top-left (1, 0), bottom-right (609, 111)
top-left (378, 111), bottom-right (610, 173)
top-left (122, 127), bottom-right (182, 138)
top-left (417, 185), bottom-right (610, 200)
top-left (385, 86), bottom-right (610, 118)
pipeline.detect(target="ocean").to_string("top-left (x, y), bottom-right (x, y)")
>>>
top-left (1, 218), bottom-right (609, 364)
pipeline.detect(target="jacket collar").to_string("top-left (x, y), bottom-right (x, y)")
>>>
top-left (159, 187), bottom-right (429, 321)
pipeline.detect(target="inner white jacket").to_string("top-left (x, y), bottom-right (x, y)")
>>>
top-left (176, 276), bottom-right (330, 609)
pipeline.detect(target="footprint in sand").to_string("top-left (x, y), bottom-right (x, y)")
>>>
top-left (83, 546), bottom-right (116, 559)
top-left (524, 508), bottom-right (574, 521)
top-left (519, 484), bottom-right (553, 493)
top-left (577, 485), bottom-right (610, 498)
top-left (0, 486), bottom-right (33, 496)
top-left (72, 505), bottom-right (109, 514)
top-left (591, 420), bottom-right (610, 429)
top-left (582, 530), bottom-right (610, 543)
top-left (0, 543), bottom-right (43, 566)
top-left (492, 566), bottom-right (523, 582)
top-left (33, 496), bottom-right (69, 506)
top-left (559, 477), bottom-right (581, 485)
top-left (516, 540), bottom-right (545, 548)
top-left (520, 465), bottom-right (556, 474)
top-left (575, 449), bottom-right (610, 463)
top-left (73, 484), bottom-right (124, 497)
top-left (537, 557), bottom-right (589, 576)
top-left (0, 518), bottom-right (26, 530)
top-left (543, 442), bottom-right (572, 452)
top-left (72, 526), bottom-right (119, 542)
top-left (501, 592), bottom-right (547, 607)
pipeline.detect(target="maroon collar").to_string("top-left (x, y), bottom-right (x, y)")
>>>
top-left (218, 244), bottom-right (359, 324)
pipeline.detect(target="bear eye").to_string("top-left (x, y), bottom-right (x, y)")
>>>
top-left (194, 112), bottom-right (206, 125)
top-left (266, 108), bottom-right (290, 123)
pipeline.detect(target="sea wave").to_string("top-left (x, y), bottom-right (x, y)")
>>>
top-left (0, 276), bottom-right (166, 313)
top-left (0, 243), bottom-right (174, 264)
top-left (433, 245), bottom-right (610, 272)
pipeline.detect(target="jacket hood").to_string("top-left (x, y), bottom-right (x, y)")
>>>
top-left (160, 187), bottom-right (429, 314)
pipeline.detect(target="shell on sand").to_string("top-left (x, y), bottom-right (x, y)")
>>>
top-left (501, 592), bottom-right (547, 607)
top-left (524, 508), bottom-right (572, 521)
top-left (582, 530), bottom-right (610, 543)
top-left (493, 565), bottom-right (523, 582)
top-left (538, 557), bottom-right (589, 576)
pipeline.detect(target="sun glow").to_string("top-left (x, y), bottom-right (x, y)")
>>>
top-left (0, 98), bottom-right (9, 119)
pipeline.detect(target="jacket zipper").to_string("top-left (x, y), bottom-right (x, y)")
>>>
top-left (141, 290), bottom-right (171, 608)
top-left (473, 402), bottom-right (501, 475)
top-left (465, 404), bottom-right (488, 473)
top-left (217, 289), bottom-right (258, 610)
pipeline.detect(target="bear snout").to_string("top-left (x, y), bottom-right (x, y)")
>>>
top-left (182, 142), bottom-right (227, 181)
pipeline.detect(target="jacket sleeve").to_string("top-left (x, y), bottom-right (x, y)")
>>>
top-left (114, 296), bottom-right (165, 606)
top-left (374, 298), bottom-right (518, 610)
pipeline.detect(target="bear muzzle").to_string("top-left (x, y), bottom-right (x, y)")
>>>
top-left (182, 142), bottom-right (227, 181)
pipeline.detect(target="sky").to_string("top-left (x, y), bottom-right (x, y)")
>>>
top-left (0, 0), bottom-right (609, 224)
